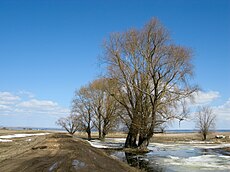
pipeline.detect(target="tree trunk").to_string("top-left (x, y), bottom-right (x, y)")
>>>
top-left (87, 131), bottom-right (91, 140)
top-left (137, 134), bottom-right (152, 151)
top-left (203, 133), bottom-right (207, 140)
top-left (137, 123), bottom-right (154, 150)
top-left (125, 122), bottom-right (139, 148)
top-left (102, 132), bottom-right (106, 140)
top-left (125, 131), bottom-right (138, 148)
top-left (86, 125), bottom-right (91, 140)
top-left (98, 114), bottom-right (102, 139)
top-left (125, 118), bottom-right (139, 148)
top-left (102, 128), bottom-right (108, 140)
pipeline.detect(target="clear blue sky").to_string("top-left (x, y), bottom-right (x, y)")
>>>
top-left (0, 0), bottom-right (229, 128)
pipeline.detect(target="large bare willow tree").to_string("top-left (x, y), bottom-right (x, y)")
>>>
top-left (103, 18), bottom-right (197, 150)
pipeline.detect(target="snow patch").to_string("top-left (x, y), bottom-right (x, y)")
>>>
top-left (0, 139), bottom-right (12, 142)
top-left (49, 162), bottom-right (58, 171)
top-left (165, 154), bottom-right (230, 170)
top-left (72, 160), bottom-right (85, 170)
top-left (87, 138), bottom-right (124, 149)
top-left (0, 133), bottom-right (50, 139)
top-left (87, 140), bottom-right (109, 148)
top-left (193, 143), bottom-right (230, 149)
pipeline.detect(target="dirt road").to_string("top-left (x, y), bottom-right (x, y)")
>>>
top-left (0, 133), bottom-right (138, 172)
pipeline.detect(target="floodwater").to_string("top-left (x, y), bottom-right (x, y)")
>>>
top-left (89, 139), bottom-right (230, 172)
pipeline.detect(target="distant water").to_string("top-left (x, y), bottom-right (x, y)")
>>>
top-left (1, 127), bottom-right (230, 133)
top-left (1, 126), bottom-right (65, 132)
top-left (166, 130), bottom-right (230, 133)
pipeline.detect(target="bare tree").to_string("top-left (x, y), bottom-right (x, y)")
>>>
top-left (157, 123), bottom-right (167, 133)
top-left (101, 81), bottom-right (121, 139)
top-left (72, 80), bottom-right (120, 140)
top-left (72, 86), bottom-right (94, 140)
top-left (195, 106), bottom-right (216, 140)
top-left (88, 79), bottom-right (105, 139)
top-left (56, 114), bottom-right (79, 135)
top-left (88, 78), bottom-right (121, 139)
top-left (102, 18), bottom-right (197, 150)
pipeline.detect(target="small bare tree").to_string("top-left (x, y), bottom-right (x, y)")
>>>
top-left (195, 106), bottom-right (216, 140)
top-left (56, 114), bottom-right (79, 135)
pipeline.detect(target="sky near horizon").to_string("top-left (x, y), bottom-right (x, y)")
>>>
top-left (0, 0), bottom-right (229, 129)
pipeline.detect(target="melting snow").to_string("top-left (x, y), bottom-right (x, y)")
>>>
top-left (165, 154), bottom-right (230, 170)
top-left (193, 143), bottom-right (230, 149)
top-left (72, 160), bottom-right (85, 170)
top-left (87, 140), bottom-right (109, 148)
top-left (49, 162), bottom-right (58, 171)
top-left (0, 133), bottom-right (50, 139)
top-left (0, 139), bottom-right (12, 142)
top-left (87, 138), bottom-right (125, 149)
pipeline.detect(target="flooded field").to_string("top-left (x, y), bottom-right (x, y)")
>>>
top-left (89, 138), bottom-right (230, 172)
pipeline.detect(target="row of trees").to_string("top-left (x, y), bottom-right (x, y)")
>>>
top-left (57, 78), bottom-right (121, 140)
top-left (57, 18), bottom-right (217, 150)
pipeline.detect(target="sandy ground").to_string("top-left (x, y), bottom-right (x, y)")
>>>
top-left (0, 132), bottom-right (138, 172)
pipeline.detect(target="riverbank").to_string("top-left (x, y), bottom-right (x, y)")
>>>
top-left (0, 131), bottom-right (138, 172)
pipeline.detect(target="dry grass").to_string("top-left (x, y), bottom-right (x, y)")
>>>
top-left (74, 131), bottom-right (230, 143)
top-left (74, 131), bottom-right (127, 139)
top-left (152, 132), bottom-right (230, 143)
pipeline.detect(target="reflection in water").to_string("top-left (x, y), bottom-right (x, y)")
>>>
top-left (126, 152), bottom-right (167, 172)
top-left (125, 152), bottom-right (152, 171)
top-left (111, 151), bottom-right (165, 172)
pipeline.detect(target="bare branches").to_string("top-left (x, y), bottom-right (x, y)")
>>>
top-left (56, 114), bottom-right (80, 135)
top-left (102, 18), bottom-right (197, 149)
top-left (195, 106), bottom-right (216, 140)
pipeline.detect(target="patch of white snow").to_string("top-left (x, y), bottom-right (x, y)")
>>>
top-left (0, 139), bottom-right (12, 142)
top-left (0, 133), bottom-right (50, 139)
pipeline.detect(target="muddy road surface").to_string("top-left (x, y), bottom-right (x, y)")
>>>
top-left (0, 133), bottom-right (138, 172)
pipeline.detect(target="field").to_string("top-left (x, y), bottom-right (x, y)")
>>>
top-left (151, 132), bottom-right (230, 143)
top-left (74, 131), bottom-right (230, 143)
top-left (1, 129), bottom-right (230, 171)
